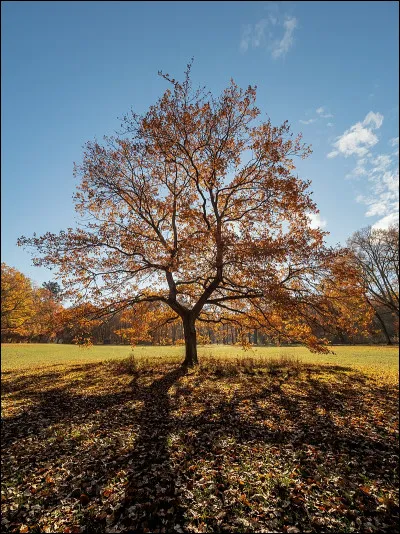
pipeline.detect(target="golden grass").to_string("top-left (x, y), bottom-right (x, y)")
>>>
top-left (1, 343), bottom-right (398, 379)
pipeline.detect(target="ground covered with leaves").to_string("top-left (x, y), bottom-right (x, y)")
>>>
top-left (1, 351), bottom-right (399, 533)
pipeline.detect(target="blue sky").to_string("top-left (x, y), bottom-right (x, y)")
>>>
top-left (2, 1), bottom-right (399, 286)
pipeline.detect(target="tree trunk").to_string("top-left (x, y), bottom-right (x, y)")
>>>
top-left (171, 324), bottom-right (176, 345)
top-left (374, 310), bottom-right (393, 345)
top-left (183, 316), bottom-right (198, 366)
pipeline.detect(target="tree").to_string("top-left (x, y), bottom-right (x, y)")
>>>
top-left (18, 63), bottom-right (369, 365)
top-left (42, 281), bottom-right (63, 301)
top-left (1, 264), bottom-right (65, 342)
top-left (1, 263), bottom-right (35, 340)
top-left (348, 224), bottom-right (399, 344)
top-left (56, 303), bottom-right (102, 345)
top-left (27, 287), bottom-right (64, 342)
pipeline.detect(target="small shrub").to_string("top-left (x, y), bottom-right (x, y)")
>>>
top-left (107, 353), bottom-right (139, 375)
top-left (199, 355), bottom-right (260, 377)
top-left (265, 355), bottom-right (303, 378)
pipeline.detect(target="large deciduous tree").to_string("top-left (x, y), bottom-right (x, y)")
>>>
top-left (18, 64), bottom-right (370, 365)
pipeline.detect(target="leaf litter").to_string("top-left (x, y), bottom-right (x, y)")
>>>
top-left (1, 355), bottom-right (398, 533)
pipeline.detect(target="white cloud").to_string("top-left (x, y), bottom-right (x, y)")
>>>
top-left (327, 111), bottom-right (383, 159)
top-left (337, 126), bottom-right (378, 157)
top-left (308, 212), bottom-right (327, 229)
top-left (316, 106), bottom-right (333, 119)
top-left (255, 19), bottom-right (270, 47)
top-left (327, 110), bottom-right (398, 229)
top-left (370, 154), bottom-right (392, 174)
top-left (390, 136), bottom-right (399, 156)
top-left (347, 159), bottom-right (368, 178)
top-left (347, 153), bottom-right (393, 181)
top-left (299, 106), bottom-right (334, 126)
top-left (362, 111), bottom-right (383, 129)
top-left (271, 17), bottom-right (297, 59)
top-left (240, 14), bottom-right (297, 59)
top-left (372, 212), bottom-right (399, 230)
top-left (240, 25), bottom-right (252, 53)
top-left (357, 166), bottom-right (399, 225)
top-left (240, 18), bottom-right (270, 52)
top-left (326, 122), bottom-right (334, 128)
top-left (327, 150), bottom-right (339, 159)
top-left (299, 118), bottom-right (316, 125)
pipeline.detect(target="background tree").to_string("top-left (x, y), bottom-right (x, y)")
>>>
top-left (1, 264), bottom-right (65, 342)
top-left (347, 224), bottom-right (399, 344)
top-left (1, 263), bottom-right (35, 340)
top-left (27, 286), bottom-right (64, 342)
top-left (42, 281), bottom-right (63, 302)
top-left (18, 63), bottom-right (370, 365)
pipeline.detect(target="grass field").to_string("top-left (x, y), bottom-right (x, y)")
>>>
top-left (1, 344), bottom-right (399, 533)
top-left (2, 343), bottom-right (399, 375)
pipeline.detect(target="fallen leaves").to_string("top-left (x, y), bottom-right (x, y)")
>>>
top-left (1, 357), bottom-right (399, 532)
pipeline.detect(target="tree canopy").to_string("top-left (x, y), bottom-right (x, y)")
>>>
top-left (18, 63), bottom-right (370, 365)
top-left (1, 264), bottom-right (63, 342)
top-left (1, 263), bottom-right (35, 337)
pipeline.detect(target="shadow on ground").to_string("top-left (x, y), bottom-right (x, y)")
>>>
top-left (1, 358), bottom-right (399, 533)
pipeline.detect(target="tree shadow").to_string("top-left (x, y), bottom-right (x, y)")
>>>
top-left (1, 372), bottom-right (63, 395)
top-left (113, 365), bottom-right (188, 532)
top-left (1, 360), bottom-right (398, 533)
top-left (1, 362), bottom-right (135, 448)
top-left (167, 366), bottom-right (398, 532)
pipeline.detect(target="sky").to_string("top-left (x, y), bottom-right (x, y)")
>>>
top-left (1, 1), bottom-right (399, 286)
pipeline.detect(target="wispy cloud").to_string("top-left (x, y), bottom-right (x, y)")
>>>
top-left (390, 136), bottom-right (399, 156)
top-left (299, 118), bottom-right (316, 125)
top-left (357, 165), bottom-right (399, 229)
top-left (240, 25), bottom-right (252, 53)
top-left (240, 19), bottom-right (270, 52)
top-left (346, 158), bottom-right (368, 178)
top-left (372, 213), bottom-right (399, 230)
top-left (327, 111), bottom-right (383, 158)
top-left (362, 111), bottom-right (384, 129)
top-left (299, 106), bottom-right (334, 126)
top-left (330, 111), bottom-right (398, 229)
top-left (271, 17), bottom-right (297, 59)
top-left (316, 106), bottom-right (333, 119)
top-left (240, 13), bottom-right (297, 59)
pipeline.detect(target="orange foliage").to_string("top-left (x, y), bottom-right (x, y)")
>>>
top-left (1, 263), bottom-right (35, 338)
top-left (18, 62), bottom-right (372, 363)
top-left (1, 263), bottom-right (64, 342)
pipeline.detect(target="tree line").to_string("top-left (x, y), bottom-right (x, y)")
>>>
top-left (2, 223), bottom-right (398, 345)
